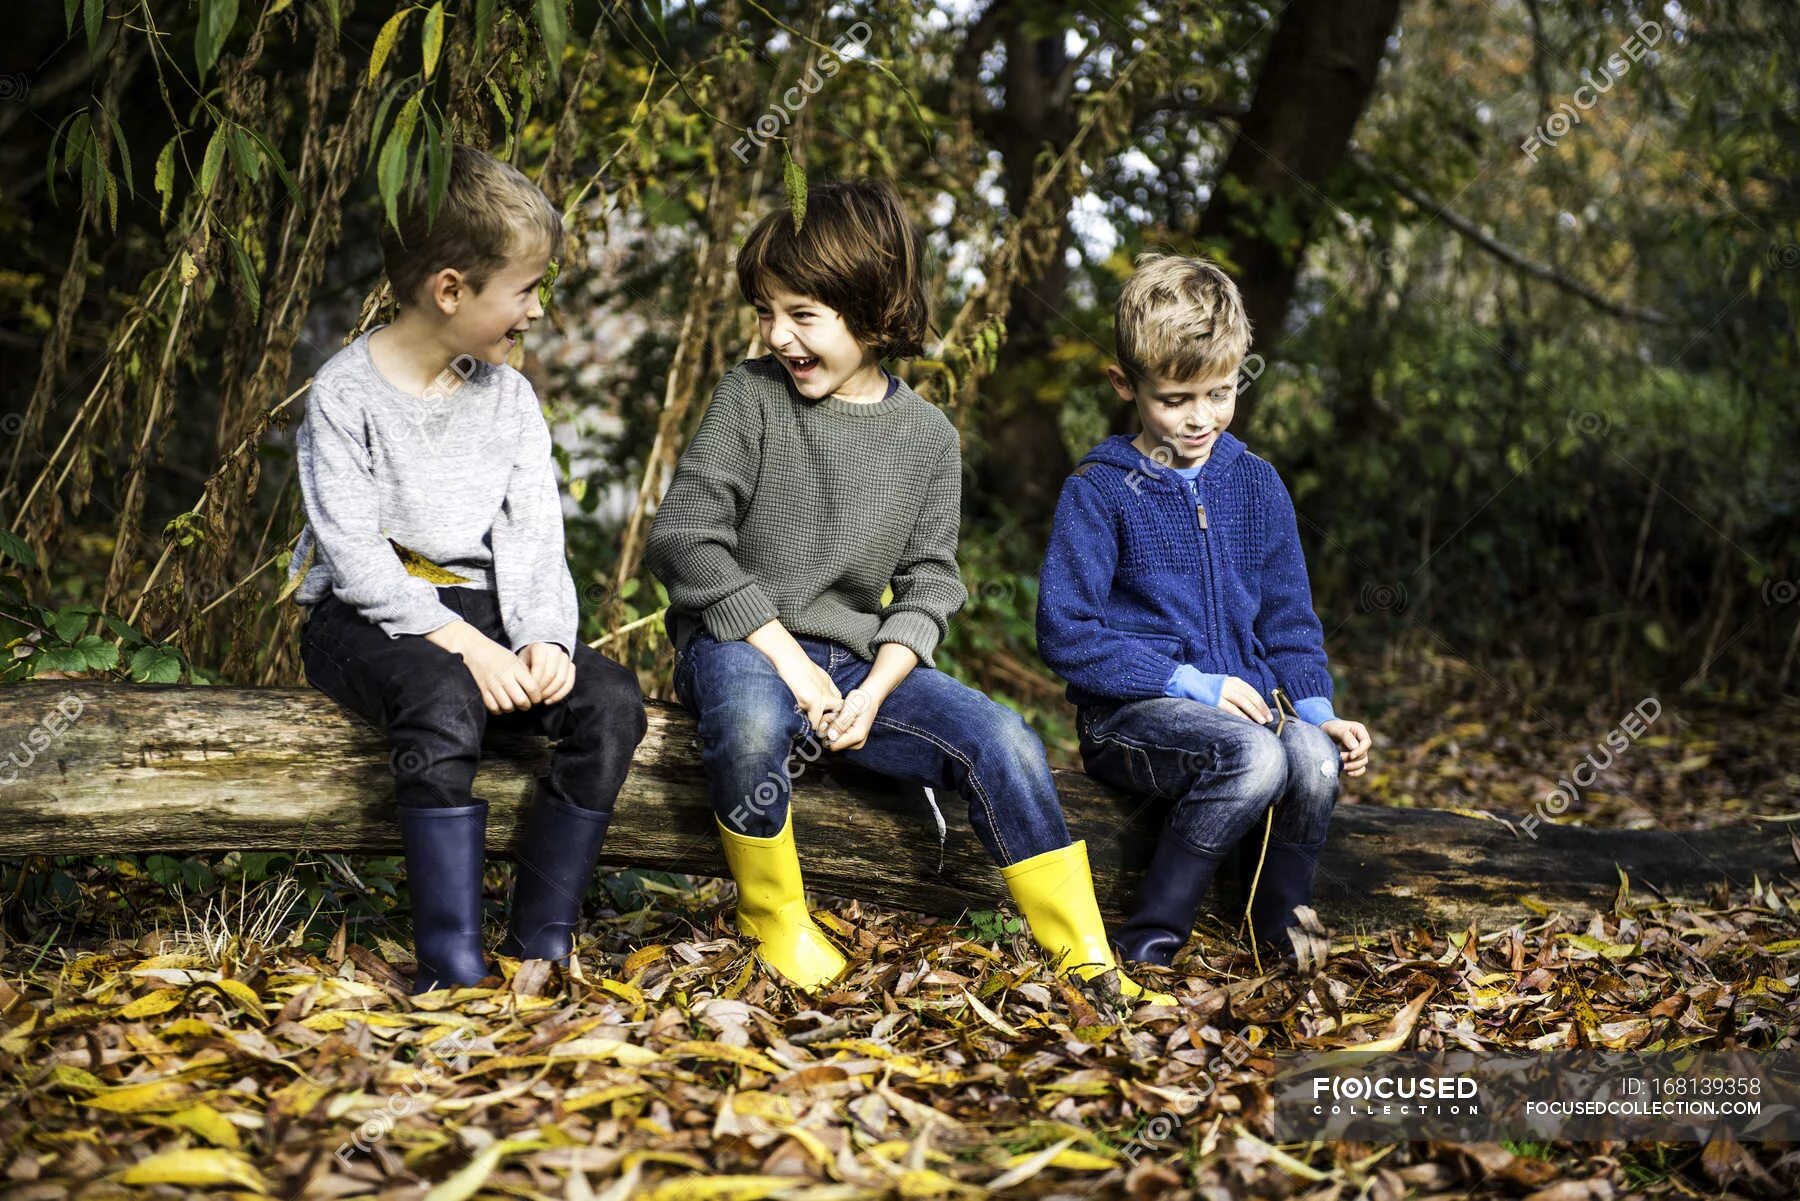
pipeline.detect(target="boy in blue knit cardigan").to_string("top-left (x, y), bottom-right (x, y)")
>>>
top-left (1037, 253), bottom-right (1372, 967)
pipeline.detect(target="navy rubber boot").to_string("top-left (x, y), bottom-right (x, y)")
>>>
top-left (1113, 827), bottom-right (1229, 966)
top-left (1245, 837), bottom-right (1326, 953)
top-left (497, 794), bottom-right (613, 963)
top-left (398, 800), bottom-right (497, 993)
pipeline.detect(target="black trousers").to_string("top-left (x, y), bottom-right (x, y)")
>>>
top-left (300, 586), bottom-right (647, 811)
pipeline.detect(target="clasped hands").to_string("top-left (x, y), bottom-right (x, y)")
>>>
top-left (426, 619), bottom-right (574, 714)
top-left (780, 655), bottom-right (881, 752)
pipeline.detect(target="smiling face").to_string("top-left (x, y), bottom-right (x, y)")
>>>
top-left (754, 285), bottom-right (886, 403)
top-left (426, 240), bottom-right (551, 366)
top-left (1111, 360), bottom-right (1241, 469)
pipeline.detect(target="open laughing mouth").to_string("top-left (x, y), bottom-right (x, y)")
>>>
top-left (784, 353), bottom-right (820, 377)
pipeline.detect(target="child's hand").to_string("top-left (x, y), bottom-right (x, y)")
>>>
top-left (778, 656), bottom-right (844, 737)
top-left (428, 621), bottom-right (539, 714)
top-left (1216, 676), bottom-right (1273, 724)
top-left (822, 687), bottom-right (879, 751)
top-left (519, 643), bottom-right (575, 706)
top-left (1321, 718), bottom-right (1371, 776)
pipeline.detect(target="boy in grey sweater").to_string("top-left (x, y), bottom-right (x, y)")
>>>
top-left (291, 145), bottom-right (646, 994)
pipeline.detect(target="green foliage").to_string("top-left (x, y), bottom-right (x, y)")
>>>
top-left (0, 529), bottom-right (203, 684)
top-left (962, 908), bottom-right (1024, 943)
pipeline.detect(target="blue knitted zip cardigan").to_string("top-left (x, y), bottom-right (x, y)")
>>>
top-left (1036, 432), bottom-right (1336, 717)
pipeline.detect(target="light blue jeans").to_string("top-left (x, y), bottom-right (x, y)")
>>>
top-left (673, 631), bottom-right (1072, 866)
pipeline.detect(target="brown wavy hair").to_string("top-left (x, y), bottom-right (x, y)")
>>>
top-left (736, 178), bottom-right (928, 359)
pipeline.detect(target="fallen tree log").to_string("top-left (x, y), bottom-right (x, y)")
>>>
top-left (1, 683), bottom-right (1791, 931)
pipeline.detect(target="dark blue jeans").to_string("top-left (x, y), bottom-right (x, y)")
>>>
top-left (672, 630), bottom-right (1070, 866)
top-left (300, 586), bottom-right (647, 811)
top-left (1078, 697), bottom-right (1340, 854)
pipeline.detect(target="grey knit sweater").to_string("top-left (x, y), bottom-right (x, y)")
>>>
top-left (288, 329), bottom-right (578, 653)
top-left (645, 356), bottom-right (968, 666)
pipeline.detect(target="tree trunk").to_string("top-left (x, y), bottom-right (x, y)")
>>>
top-left (4, 684), bottom-right (1789, 933)
top-left (1194, 0), bottom-right (1404, 429)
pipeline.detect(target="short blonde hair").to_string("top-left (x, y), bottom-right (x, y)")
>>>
top-left (380, 144), bottom-right (563, 306)
top-left (1114, 252), bottom-right (1252, 386)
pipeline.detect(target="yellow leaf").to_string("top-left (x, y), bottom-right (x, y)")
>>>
top-left (1040, 1148), bottom-right (1121, 1170)
top-left (389, 539), bottom-right (473, 584)
top-left (563, 1083), bottom-right (648, 1114)
top-left (775, 1122), bottom-right (835, 1168)
top-left (368, 7), bottom-right (414, 84)
top-left (423, 1135), bottom-right (543, 1201)
top-left (276, 542), bottom-right (315, 603)
top-left (46, 1065), bottom-right (105, 1093)
top-left (640, 1177), bottom-right (794, 1201)
top-left (546, 1037), bottom-right (659, 1066)
top-left (620, 1149), bottom-right (710, 1172)
top-left (599, 978), bottom-right (644, 1006)
top-left (115, 1147), bottom-right (266, 1191)
top-left (301, 1009), bottom-right (414, 1033)
top-left (86, 1079), bottom-right (189, 1113)
top-left (666, 1040), bottom-right (782, 1074)
top-left (960, 989), bottom-right (1021, 1038)
top-left (988, 1138), bottom-right (1080, 1190)
top-left (1560, 933), bottom-right (1638, 960)
top-left (1350, 990), bottom-right (1429, 1055)
top-left (1761, 939), bottom-right (1800, 954)
top-left (118, 989), bottom-right (184, 1019)
top-left (728, 1091), bottom-right (792, 1121)
top-left (897, 1168), bottom-right (966, 1197)
top-left (160, 1103), bottom-right (242, 1149)
top-left (623, 944), bottom-right (667, 976)
top-left (214, 977), bottom-right (266, 1018)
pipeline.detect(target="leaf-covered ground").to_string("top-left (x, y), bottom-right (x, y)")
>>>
top-left (2, 875), bottom-right (1797, 1199)
top-left (3, 653), bottom-right (1797, 1198)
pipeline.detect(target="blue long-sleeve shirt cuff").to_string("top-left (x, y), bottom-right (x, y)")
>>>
top-left (1294, 696), bottom-right (1338, 726)
top-left (1166, 664), bottom-right (1226, 707)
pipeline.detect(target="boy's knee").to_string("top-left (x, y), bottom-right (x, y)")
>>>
top-left (1227, 726), bottom-right (1288, 804)
top-left (1286, 726), bottom-right (1340, 801)
top-left (979, 703), bottom-right (1046, 765)
top-left (570, 647), bottom-right (648, 740)
top-left (393, 658), bottom-right (486, 738)
top-left (708, 694), bottom-right (807, 761)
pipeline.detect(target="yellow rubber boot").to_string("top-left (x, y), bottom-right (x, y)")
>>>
top-left (1001, 840), bottom-right (1178, 1007)
top-left (717, 812), bottom-right (848, 991)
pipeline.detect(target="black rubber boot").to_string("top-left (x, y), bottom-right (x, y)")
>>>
top-left (1113, 827), bottom-right (1229, 966)
top-left (1244, 836), bottom-right (1326, 951)
top-left (398, 800), bottom-right (497, 993)
top-left (497, 794), bottom-right (613, 963)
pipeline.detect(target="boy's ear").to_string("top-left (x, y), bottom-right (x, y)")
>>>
top-left (1105, 364), bottom-right (1136, 402)
top-left (429, 267), bottom-right (467, 316)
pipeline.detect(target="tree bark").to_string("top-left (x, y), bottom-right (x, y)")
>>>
top-left (3, 684), bottom-right (1789, 932)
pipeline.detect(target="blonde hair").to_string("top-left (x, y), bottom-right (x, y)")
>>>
top-left (380, 144), bottom-right (563, 306)
top-left (1114, 252), bottom-right (1252, 386)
